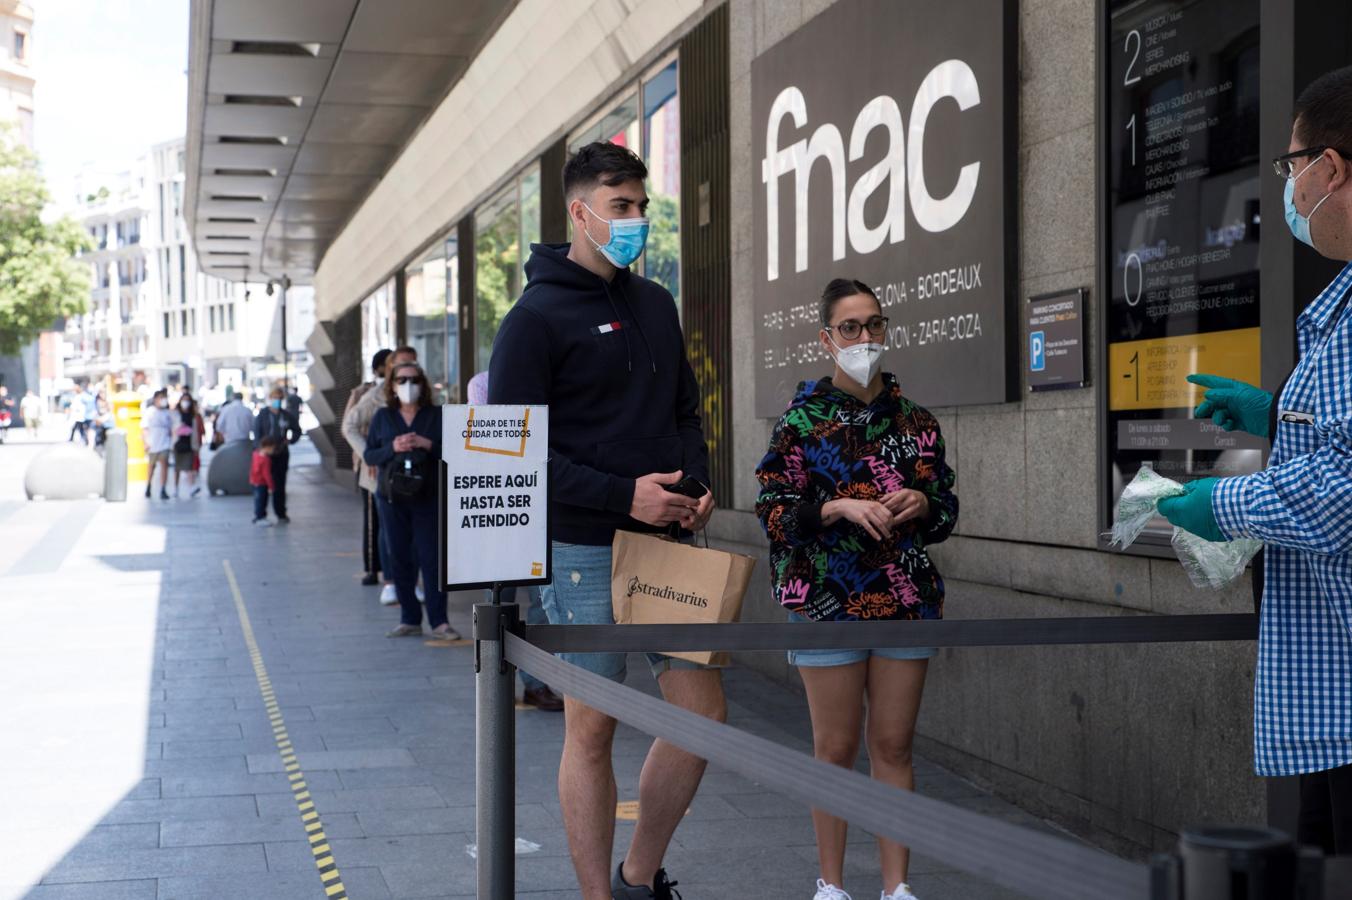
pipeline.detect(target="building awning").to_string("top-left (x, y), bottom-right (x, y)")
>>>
top-left (184, 0), bottom-right (515, 285)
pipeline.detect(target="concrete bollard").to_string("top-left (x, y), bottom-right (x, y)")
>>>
top-left (104, 430), bottom-right (128, 502)
top-left (24, 443), bottom-right (104, 500)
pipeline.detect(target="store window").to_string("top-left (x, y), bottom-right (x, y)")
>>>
top-left (405, 238), bottom-right (450, 402)
top-left (360, 278), bottom-right (396, 380)
top-left (445, 231), bottom-right (461, 402)
top-left (474, 164), bottom-right (540, 376)
top-left (567, 56), bottom-right (681, 305)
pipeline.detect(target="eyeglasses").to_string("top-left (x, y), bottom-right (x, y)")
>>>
top-left (1272, 146), bottom-right (1352, 179)
top-left (394, 376), bottom-right (418, 385)
top-left (826, 316), bottom-right (889, 340)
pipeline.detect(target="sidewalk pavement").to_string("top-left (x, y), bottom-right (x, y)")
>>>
top-left (0, 437), bottom-right (1078, 899)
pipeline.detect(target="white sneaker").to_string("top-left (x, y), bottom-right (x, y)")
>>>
top-left (881, 884), bottom-right (918, 900)
top-left (379, 584), bottom-right (398, 606)
top-left (415, 584), bottom-right (425, 602)
top-left (252, 518), bottom-right (272, 528)
top-left (814, 880), bottom-right (851, 900)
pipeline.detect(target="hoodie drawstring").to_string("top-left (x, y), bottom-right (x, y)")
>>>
top-left (611, 279), bottom-right (658, 375)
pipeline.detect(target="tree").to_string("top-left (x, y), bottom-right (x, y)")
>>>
top-left (0, 128), bottom-right (90, 355)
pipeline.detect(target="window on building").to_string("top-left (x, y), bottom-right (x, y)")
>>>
top-left (177, 245), bottom-right (185, 305)
top-left (163, 312), bottom-right (171, 339)
top-left (404, 238), bottom-right (450, 401)
top-left (209, 306), bottom-right (217, 333)
top-left (125, 217), bottom-right (140, 245)
top-left (446, 232), bottom-right (460, 401)
top-left (190, 309), bottom-right (196, 335)
top-left (13, 30), bottom-right (26, 62)
top-left (473, 164), bottom-right (540, 375)
top-left (228, 303), bottom-right (235, 331)
top-left (180, 309), bottom-right (187, 336)
top-left (568, 56), bottom-right (681, 306)
top-left (360, 279), bottom-right (396, 374)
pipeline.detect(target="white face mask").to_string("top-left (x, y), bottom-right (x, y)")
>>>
top-left (828, 335), bottom-right (885, 387)
top-left (396, 382), bottom-right (421, 405)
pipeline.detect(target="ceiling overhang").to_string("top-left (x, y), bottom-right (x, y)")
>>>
top-left (185, 0), bottom-right (515, 285)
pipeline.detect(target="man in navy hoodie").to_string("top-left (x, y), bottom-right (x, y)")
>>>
top-left (489, 142), bottom-right (723, 900)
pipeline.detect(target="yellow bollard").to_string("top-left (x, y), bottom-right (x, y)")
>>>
top-left (113, 391), bottom-right (148, 483)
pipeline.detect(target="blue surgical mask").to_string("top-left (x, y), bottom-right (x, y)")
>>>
top-left (270, 399), bottom-right (281, 410)
top-left (581, 202), bottom-right (649, 268)
top-left (1284, 156), bottom-right (1334, 248)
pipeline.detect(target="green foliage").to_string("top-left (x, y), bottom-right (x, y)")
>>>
top-left (474, 204), bottom-right (520, 372)
top-left (643, 192), bottom-right (680, 305)
top-left (0, 129), bottom-right (90, 354)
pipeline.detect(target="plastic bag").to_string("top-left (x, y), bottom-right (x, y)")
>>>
top-left (1110, 466), bottom-right (1261, 590)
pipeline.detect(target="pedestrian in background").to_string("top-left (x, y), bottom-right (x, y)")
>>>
top-left (172, 392), bottom-right (205, 498)
top-left (365, 362), bottom-right (457, 641)
top-left (466, 370), bottom-right (563, 711)
top-left (250, 435), bottom-right (280, 527)
top-left (214, 385), bottom-right (254, 446)
top-left (20, 389), bottom-right (42, 439)
top-left (345, 346), bottom-right (419, 606)
top-left (142, 389), bottom-right (174, 501)
top-left (253, 385), bottom-right (301, 523)
top-left (344, 348), bottom-right (392, 591)
top-left (756, 278), bottom-right (959, 900)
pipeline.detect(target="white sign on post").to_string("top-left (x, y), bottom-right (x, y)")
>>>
top-left (441, 404), bottom-right (550, 590)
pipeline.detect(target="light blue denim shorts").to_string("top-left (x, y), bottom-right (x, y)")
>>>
top-left (540, 541), bottom-right (708, 683)
top-left (785, 611), bottom-right (937, 667)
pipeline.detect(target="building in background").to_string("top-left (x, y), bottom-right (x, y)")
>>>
top-left (0, 0), bottom-right (36, 402)
top-left (61, 137), bottom-right (311, 399)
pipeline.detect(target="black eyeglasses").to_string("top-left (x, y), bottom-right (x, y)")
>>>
top-left (394, 376), bottom-right (418, 385)
top-left (826, 316), bottom-right (889, 340)
top-left (1272, 146), bottom-right (1352, 179)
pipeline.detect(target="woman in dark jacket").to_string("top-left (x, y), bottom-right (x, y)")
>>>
top-left (755, 279), bottom-right (958, 900)
top-left (364, 362), bottom-right (458, 641)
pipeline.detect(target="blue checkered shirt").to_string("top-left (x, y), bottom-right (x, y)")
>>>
top-left (1213, 261), bottom-right (1352, 777)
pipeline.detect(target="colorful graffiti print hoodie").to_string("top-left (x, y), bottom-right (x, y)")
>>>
top-left (755, 374), bottom-right (958, 621)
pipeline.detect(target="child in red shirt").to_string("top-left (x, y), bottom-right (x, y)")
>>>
top-left (250, 436), bottom-right (278, 526)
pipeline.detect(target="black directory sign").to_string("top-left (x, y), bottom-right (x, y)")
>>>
top-left (1102, 0), bottom-right (1264, 532)
top-left (751, 0), bottom-right (1016, 418)
top-left (1027, 289), bottom-right (1086, 391)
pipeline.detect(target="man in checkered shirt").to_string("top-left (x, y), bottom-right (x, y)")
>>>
top-left (1161, 66), bottom-right (1352, 854)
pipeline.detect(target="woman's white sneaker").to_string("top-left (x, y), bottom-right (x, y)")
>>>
top-left (379, 584), bottom-right (398, 605)
top-left (814, 880), bottom-right (851, 900)
top-left (880, 884), bottom-right (919, 900)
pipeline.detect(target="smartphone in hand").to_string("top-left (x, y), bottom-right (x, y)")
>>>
top-left (664, 476), bottom-right (708, 499)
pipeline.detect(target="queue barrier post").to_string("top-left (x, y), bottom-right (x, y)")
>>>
top-left (1169, 826), bottom-right (1325, 899)
top-left (474, 592), bottom-right (520, 900)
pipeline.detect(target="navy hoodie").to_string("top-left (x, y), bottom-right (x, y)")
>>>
top-left (487, 243), bottom-right (710, 545)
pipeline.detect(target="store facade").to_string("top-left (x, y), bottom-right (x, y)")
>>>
top-left (222, 0), bottom-right (1352, 857)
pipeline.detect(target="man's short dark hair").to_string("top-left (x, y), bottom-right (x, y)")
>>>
top-left (1295, 66), bottom-right (1352, 155)
top-left (371, 348), bottom-right (392, 375)
top-left (562, 141), bottom-right (648, 202)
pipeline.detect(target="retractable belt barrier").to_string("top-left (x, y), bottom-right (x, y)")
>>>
top-left (505, 632), bottom-right (1151, 900)
top-left (474, 606), bottom-right (1343, 900)
top-left (519, 612), bottom-right (1260, 654)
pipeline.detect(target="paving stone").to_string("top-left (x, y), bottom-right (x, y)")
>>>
top-left (100, 796), bottom-right (260, 825)
top-left (160, 812), bottom-right (364, 847)
top-left (23, 880), bottom-right (158, 899)
top-left (41, 844), bottom-right (266, 883)
top-left (245, 747), bottom-right (417, 774)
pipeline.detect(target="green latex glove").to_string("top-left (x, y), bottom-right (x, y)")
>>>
top-left (1157, 477), bottom-right (1224, 543)
top-left (1188, 373), bottom-right (1272, 438)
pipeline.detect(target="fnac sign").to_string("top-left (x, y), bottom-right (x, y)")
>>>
top-left (762, 59), bottom-right (981, 282)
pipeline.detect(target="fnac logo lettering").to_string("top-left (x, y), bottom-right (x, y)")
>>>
top-left (762, 59), bottom-right (982, 282)
top-left (531, 562), bottom-right (543, 577)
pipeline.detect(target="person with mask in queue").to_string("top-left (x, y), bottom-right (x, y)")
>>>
top-left (755, 279), bottom-right (958, 900)
top-left (363, 362), bottom-right (458, 641)
top-left (489, 141), bottom-right (719, 900)
top-left (171, 391), bottom-right (205, 498)
top-left (344, 349), bottom-right (393, 590)
top-left (253, 385), bottom-right (301, 523)
top-left (345, 346), bottom-right (420, 605)
top-left (1159, 65), bottom-right (1352, 855)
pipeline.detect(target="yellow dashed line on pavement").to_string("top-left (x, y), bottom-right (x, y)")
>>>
top-left (224, 560), bottom-right (349, 900)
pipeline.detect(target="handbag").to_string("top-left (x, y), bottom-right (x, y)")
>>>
top-left (380, 450), bottom-right (430, 501)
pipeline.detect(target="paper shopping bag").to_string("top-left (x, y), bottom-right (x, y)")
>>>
top-left (610, 530), bottom-right (756, 665)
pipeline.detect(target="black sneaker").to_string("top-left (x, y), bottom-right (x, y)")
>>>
top-left (611, 864), bottom-right (681, 900)
top-left (159, 489), bottom-right (170, 500)
top-left (361, 573), bottom-right (380, 586)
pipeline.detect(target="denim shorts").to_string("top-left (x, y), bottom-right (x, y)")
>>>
top-left (785, 611), bottom-right (937, 667)
top-left (540, 541), bottom-right (710, 683)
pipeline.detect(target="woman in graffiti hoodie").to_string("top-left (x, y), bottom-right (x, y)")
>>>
top-left (755, 279), bottom-right (957, 900)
